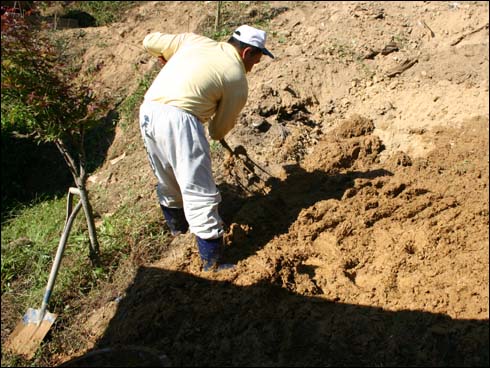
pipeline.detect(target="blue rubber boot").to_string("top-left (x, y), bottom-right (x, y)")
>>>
top-left (160, 205), bottom-right (189, 236)
top-left (196, 236), bottom-right (235, 272)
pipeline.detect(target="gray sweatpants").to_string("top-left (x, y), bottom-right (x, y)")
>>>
top-left (139, 101), bottom-right (224, 240)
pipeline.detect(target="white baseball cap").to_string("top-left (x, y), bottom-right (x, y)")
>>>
top-left (232, 24), bottom-right (274, 58)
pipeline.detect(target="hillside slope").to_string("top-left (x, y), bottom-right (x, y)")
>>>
top-left (5, 1), bottom-right (490, 366)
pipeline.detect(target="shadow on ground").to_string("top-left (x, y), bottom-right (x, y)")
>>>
top-left (59, 142), bottom-right (488, 367)
top-left (60, 266), bottom-right (489, 367)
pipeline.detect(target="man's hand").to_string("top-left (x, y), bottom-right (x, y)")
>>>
top-left (157, 55), bottom-right (167, 66)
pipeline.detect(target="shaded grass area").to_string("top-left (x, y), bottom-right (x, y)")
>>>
top-left (1, 135), bottom-right (73, 219)
top-left (1, 108), bottom-right (118, 220)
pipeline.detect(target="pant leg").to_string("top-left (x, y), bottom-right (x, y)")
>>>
top-left (139, 101), bottom-right (183, 208)
top-left (140, 102), bottom-right (224, 240)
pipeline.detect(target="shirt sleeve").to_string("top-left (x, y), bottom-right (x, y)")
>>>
top-left (142, 32), bottom-right (195, 61)
top-left (208, 86), bottom-right (247, 141)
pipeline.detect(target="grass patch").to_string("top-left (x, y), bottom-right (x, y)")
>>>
top-left (1, 195), bottom-right (108, 312)
top-left (2, 197), bottom-right (69, 294)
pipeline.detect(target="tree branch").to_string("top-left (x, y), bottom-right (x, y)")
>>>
top-left (54, 138), bottom-right (79, 179)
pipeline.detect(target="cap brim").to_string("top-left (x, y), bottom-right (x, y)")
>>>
top-left (262, 48), bottom-right (274, 59)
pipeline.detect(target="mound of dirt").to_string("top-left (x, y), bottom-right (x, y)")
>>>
top-left (3, 1), bottom-right (488, 367)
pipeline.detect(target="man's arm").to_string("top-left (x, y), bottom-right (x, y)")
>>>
top-left (142, 32), bottom-right (197, 62)
top-left (208, 87), bottom-right (247, 141)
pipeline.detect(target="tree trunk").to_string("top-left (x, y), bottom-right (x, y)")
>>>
top-left (76, 181), bottom-right (101, 262)
top-left (215, 1), bottom-right (222, 32)
top-left (55, 139), bottom-right (100, 265)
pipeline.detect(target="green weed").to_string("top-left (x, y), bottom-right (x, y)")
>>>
top-left (210, 140), bottom-right (223, 153)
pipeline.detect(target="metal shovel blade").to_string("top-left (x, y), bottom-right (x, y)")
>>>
top-left (6, 308), bottom-right (57, 359)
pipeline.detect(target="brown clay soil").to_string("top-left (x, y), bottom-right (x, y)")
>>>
top-left (3, 1), bottom-right (489, 367)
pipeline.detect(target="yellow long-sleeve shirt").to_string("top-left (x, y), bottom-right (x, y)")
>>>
top-left (142, 32), bottom-right (248, 141)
